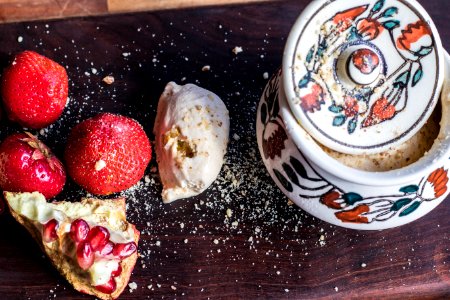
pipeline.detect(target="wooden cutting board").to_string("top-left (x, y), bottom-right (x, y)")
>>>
top-left (0, 0), bottom-right (276, 23)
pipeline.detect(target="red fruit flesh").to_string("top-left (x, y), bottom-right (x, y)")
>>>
top-left (111, 264), bottom-right (122, 278)
top-left (0, 133), bottom-right (66, 199)
top-left (64, 113), bottom-right (151, 195)
top-left (76, 241), bottom-right (94, 270)
top-left (70, 219), bottom-right (90, 243)
top-left (95, 277), bottom-right (116, 294)
top-left (112, 242), bottom-right (137, 259)
top-left (42, 219), bottom-right (58, 243)
top-left (1, 51), bottom-right (68, 129)
top-left (86, 226), bottom-right (110, 251)
top-left (97, 241), bottom-right (114, 256)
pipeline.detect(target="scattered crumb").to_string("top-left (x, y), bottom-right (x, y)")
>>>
top-left (171, 285), bottom-right (177, 290)
top-left (17, 36), bottom-right (23, 43)
top-left (202, 65), bottom-right (211, 72)
top-left (334, 286), bottom-right (339, 292)
top-left (361, 263), bottom-right (367, 268)
top-left (128, 282), bottom-right (137, 293)
top-left (232, 46), bottom-right (243, 55)
top-left (226, 208), bottom-right (233, 218)
top-left (102, 75), bottom-right (115, 85)
top-left (233, 133), bottom-right (240, 141)
top-left (263, 72), bottom-right (269, 79)
top-left (213, 239), bottom-right (219, 245)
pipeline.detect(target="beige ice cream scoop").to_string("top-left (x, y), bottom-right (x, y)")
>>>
top-left (153, 82), bottom-right (230, 203)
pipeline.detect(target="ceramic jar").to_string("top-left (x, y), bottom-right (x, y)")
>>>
top-left (256, 0), bottom-right (449, 230)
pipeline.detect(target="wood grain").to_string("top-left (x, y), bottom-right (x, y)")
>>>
top-left (0, 0), bottom-right (276, 23)
top-left (108, 0), bottom-right (275, 13)
top-left (0, 0), bottom-right (448, 299)
top-left (0, 0), bottom-right (108, 23)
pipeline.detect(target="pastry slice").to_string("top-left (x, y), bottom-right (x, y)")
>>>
top-left (4, 191), bottom-right (139, 300)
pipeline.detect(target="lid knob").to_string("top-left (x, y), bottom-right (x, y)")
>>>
top-left (348, 48), bottom-right (381, 85)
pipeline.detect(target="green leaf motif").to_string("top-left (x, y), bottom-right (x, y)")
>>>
top-left (347, 117), bottom-right (357, 134)
top-left (298, 73), bottom-right (310, 89)
top-left (394, 70), bottom-right (410, 88)
top-left (306, 47), bottom-right (314, 64)
top-left (290, 156), bottom-right (308, 179)
top-left (272, 97), bottom-right (280, 118)
top-left (382, 7), bottom-right (398, 17)
top-left (329, 104), bottom-right (343, 113)
top-left (399, 201), bottom-right (421, 217)
top-left (273, 168), bottom-right (293, 193)
top-left (317, 40), bottom-right (327, 57)
top-left (333, 115), bottom-right (346, 127)
top-left (399, 184), bottom-right (419, 194)
top-left (348, 27), bottom-right (361, 42)
top-left (390, 198), bottom-right (413, 211)
top-left (343, 192), bottom-right (363, 205)
top-left (282, 163), bottom-right (299, 187)
top-left (383, 20), bottom-right (400, 30)
top-left (412, 67), bottom-right (423, 87)
top-left (260, 103), bottom-right (268, 124)
top-left (415, 46), bottom-right (433, 57)
top-left (372, 0), bottom-right (385, 13)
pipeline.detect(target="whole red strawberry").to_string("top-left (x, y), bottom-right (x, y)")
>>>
top-left (0, 132), bottom-right (66, 198)
top-left (1, 51), bottom-right (68, 129)
top-left (65, 113), bottom-right (151, 195)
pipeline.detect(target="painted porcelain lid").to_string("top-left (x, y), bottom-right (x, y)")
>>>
top-left (282, 0), bottom-right (444, 155)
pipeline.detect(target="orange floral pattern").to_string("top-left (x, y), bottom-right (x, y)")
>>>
top-left (362, 97), bottom-right (395, 127)
top-left (426, 168), bottom-right (448, 198)
top-left (332, 5), bottom-right (368, 31)
top-left (344, 97), bottom-right (359, 118)
top-left (335, 205), bottom-right (370, 223)
top-left (357, 18), bottom-right (384, 40)
top-left (300, 83), bottom-right (325, 113)
top-left (397, 20), bottom-right (432, 52)
top-left (320, 191), bottom-right (342, 209)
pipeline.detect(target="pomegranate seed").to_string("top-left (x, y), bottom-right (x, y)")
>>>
top-left (112, 242), bottom-right (137, 258)
top-left (70, 219), bottom-right (90, 243)
top-left (86, 226), bottom-right (110, 251)
top-left (98, 241), bottom-right (114, 256)
top-left (42, 219), bottom-right (58, 243)
top-left (76, 241), bottom-right (94, 270)
top-left (95, 277), bottom-right (116, 294)
top-left (111, 264), bottom-right (122, 278)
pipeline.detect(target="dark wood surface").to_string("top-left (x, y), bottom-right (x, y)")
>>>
top-left (0, 0), bottom-right (448, 299)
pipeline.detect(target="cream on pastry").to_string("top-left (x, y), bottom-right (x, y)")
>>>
top-left (153, 82), bottom-right (230, 203)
